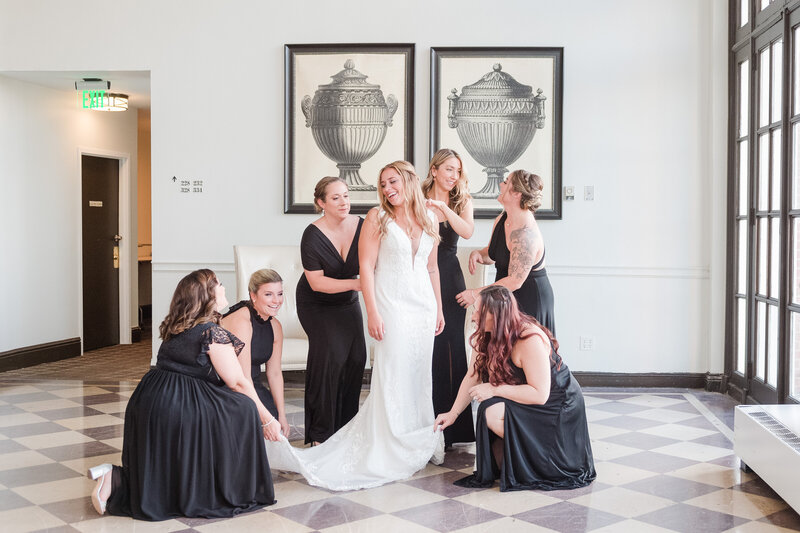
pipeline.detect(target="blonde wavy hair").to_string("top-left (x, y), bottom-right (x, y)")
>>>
top-left (421, 148), bottom-right (471, 215)
top-left (507, 170), bottom-right (544, 212)
top-left (377, 160), bottom-right (439, 242)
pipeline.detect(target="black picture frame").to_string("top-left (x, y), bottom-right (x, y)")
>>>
top-left (285, 43), bottom-right (415, 214)
top-left (430, 47), bottom-right (563, 219)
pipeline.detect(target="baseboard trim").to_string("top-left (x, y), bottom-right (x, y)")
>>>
top-left (0, 338), bottom-right (81, 372)
top-left (573, 371), bottom-right (725, 391)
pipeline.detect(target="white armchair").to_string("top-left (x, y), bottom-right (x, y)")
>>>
top-left (233, 244), bottom-right (492, 371)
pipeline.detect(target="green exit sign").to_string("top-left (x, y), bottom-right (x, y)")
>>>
top-left (80, 90), bottom-right (106, 109)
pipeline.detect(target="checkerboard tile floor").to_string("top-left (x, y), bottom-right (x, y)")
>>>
top-left (0, 372), bottom-right (799, 531)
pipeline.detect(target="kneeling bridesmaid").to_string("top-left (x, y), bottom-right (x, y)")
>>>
top-left (435, 285), bottom-right (595, 491)
top-left (88, 269), bottom-right (276, 520)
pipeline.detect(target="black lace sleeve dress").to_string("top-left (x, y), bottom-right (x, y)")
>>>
top-left (296, 218), bottom-right (367, 444)
top-left (432, 221), bottom-right (475, 447)
top-left (105, 322), bottom-right (275, 520)
top-left (456, 342), bottom-right (595, 491)
top-left (488, 212), bottom-right (556, 334)
top-left (223, 300), bottom-right (279, 418)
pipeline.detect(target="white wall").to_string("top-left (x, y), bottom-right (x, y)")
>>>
top-left (0, 75), bottom-right (139, 352)
top-left (0, 0), bottom-right (728, 374)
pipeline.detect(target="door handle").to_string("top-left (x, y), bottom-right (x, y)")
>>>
top-left (113, 246), bottom-right (119, 269)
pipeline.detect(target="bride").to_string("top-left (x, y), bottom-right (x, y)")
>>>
top-left (264, 161), bottom-right (445, 490)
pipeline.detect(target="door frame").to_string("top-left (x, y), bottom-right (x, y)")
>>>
top-left (77, 147), bottom-right (132, 349)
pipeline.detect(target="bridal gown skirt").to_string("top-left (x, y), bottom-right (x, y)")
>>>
top-left (265, 215), bottom-right (444, 490)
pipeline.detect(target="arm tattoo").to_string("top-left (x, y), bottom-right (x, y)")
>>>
top-left (508, 227), bottom-right (536, 282)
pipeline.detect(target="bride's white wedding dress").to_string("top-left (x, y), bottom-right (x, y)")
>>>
top-left (264, 210), bottom-right (444, 490)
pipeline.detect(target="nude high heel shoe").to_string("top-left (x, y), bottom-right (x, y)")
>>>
top-left (88, 463), bottom-right (112, 515)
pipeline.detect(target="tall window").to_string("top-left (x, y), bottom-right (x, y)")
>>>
top-left (727, 1), bottom-right (800, 404)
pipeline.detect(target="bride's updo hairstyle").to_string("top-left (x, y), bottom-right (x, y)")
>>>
top-left (469, 285), bottom-right (559, 386)
top-left (159, 269), bottom-right (221, 341)
top-left (377, 160), bottom-right (439, 242)
top-left (507, 170), bottom-right (544, 213)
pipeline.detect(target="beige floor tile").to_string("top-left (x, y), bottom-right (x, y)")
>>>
top-left (639, 423), bottom-right (718, 441)
top-left (617, 395), bottom-right (686, 408)
top-left (583, 396), bottom-right (614, 407)
top-left (454, 487), bottom-right (561, 516)
top-left (668, 463), bottom-right (753, 488)
top-left (0, 385), bottom-right (42, 397)
top-left (340, 483), bottom-right (446, 513)
top-left (194, 510), bottom-right (312, 532)
top-left (16, 430), bottom-right (95, 449)
top-left (0, 450), bottom-right (54, 471)
top-left (591, 518), bottom-right (677, 532)
top-left (320, 514), bottom-right (437, 533)
top-left (56, 414), bottom-right (125, 430)
top-left (629, 408), bottom-right (703, 424)
top-left (50, 387), bottom-right (110, 398)
top-left (71, 516), bottom-right (187, 532)
top-left (87, 402), bottom-right (129, 414)
top-left (0, 505), bottom-right (66, 532)
top-left (116, 390), bottom-right (135, 398)
top-left (283, 403), bottom-right (303, 415)
top-left (569, 486), bottom-right (673, 518)
top-left (587, 423), bottom-right (630, 440)
top-left (590, 440), bottom-right (641, 461)
top-left (594, 461), bottom-right (660, 486)
top-left (686, 488), bottom-right (788, 520)
top-left (407, 463), bottom-right (451, 480)
top-left (14, 398), bottom-right (83, 412)
top-left (100, 437), bottom-right (124, 450)
top-left (586, 410), bottom-right (620, 422)
top-left (0, 412), bottom-right (49, 428)
top-left (62, 453), bottom-right (122, 475)
top-left (269, 480), bottom-right (332, 509)
top-left (12, 475), bottom-right (95, 504)
top-left (452, 516), bottom-right (559, 532)
top-left (651, 441), bottom-right (733, 462)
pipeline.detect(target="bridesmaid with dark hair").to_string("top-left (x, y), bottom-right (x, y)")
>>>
top-left (422, 148), bottom-right (475, 448)
top-left (296, 176), bottom-right (366, 445)
top-left (436, 285), bottom-right (594, 492)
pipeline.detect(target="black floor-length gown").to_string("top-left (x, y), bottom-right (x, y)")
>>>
top-left (224, 300), bottom-right (278, 418)
top-left (456, 344), bottom-right (595, 491)
top-left (488, 212), bottom-right (556, 335)
top-left (297, 218), bottom-right (367, 444)
top-left (432, 221), bottom-right (474, 446)
top-left (106, 323), bottom-right (275, 520)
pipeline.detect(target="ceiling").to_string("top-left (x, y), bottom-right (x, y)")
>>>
top-left (1, 70), bottom-right (151, 109)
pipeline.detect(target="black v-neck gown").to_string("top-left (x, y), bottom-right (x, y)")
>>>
top-left (432, 221), bottom-right (474, 446)
top-left (296, 218), bottom-right (367, 444)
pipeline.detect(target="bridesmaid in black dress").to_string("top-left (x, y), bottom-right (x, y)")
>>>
top-left (222, 268), bottom-right (290, 437)
top-left (456, 170), bottom-right (556, 335)
top-left (422, 149), bottom-right (475, 448)
top-left (297, 176), bottom-right (366, 445)
top-left (88, 269), bottom-right (277, 520)
top-left (436, 286), bottom-right (594, 492)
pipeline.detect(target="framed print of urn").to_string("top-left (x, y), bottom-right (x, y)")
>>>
top-left (285, 43), bottom-right (415, 214)
top-left (430, 47), bottom-right (563, 219)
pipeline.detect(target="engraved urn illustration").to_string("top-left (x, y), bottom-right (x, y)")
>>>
top-left (302, 60), bottom-right (398, 191)
top-left (448, 64), bottom-right (546, 198)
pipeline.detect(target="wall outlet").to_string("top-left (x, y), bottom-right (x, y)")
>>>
top-left (584, 185), bottom-right (594, 201)
top-left (579, 336), bottom-right (594, 351)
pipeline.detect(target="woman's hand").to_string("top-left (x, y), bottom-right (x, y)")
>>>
top-left (456, 289), bottom-right (477, 309)
top-left (262, 418), bottom-right (281, 441)
top-left (278, 414), bottom-right (290, 437)
top-left (434, 411), bottom-right (457, 432)
top-left (468, 383), bottom-right (497, 403)
top-left (368, 312), bottom-right (385, 341)
top-left (468, 249), bottom-right (488, 275)
top-left (434, 310), bottom-right (445, 336)
top-left (351, 278), bottom-right (362, 292)
top-left (425, 198), bottom-right (447, 218)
